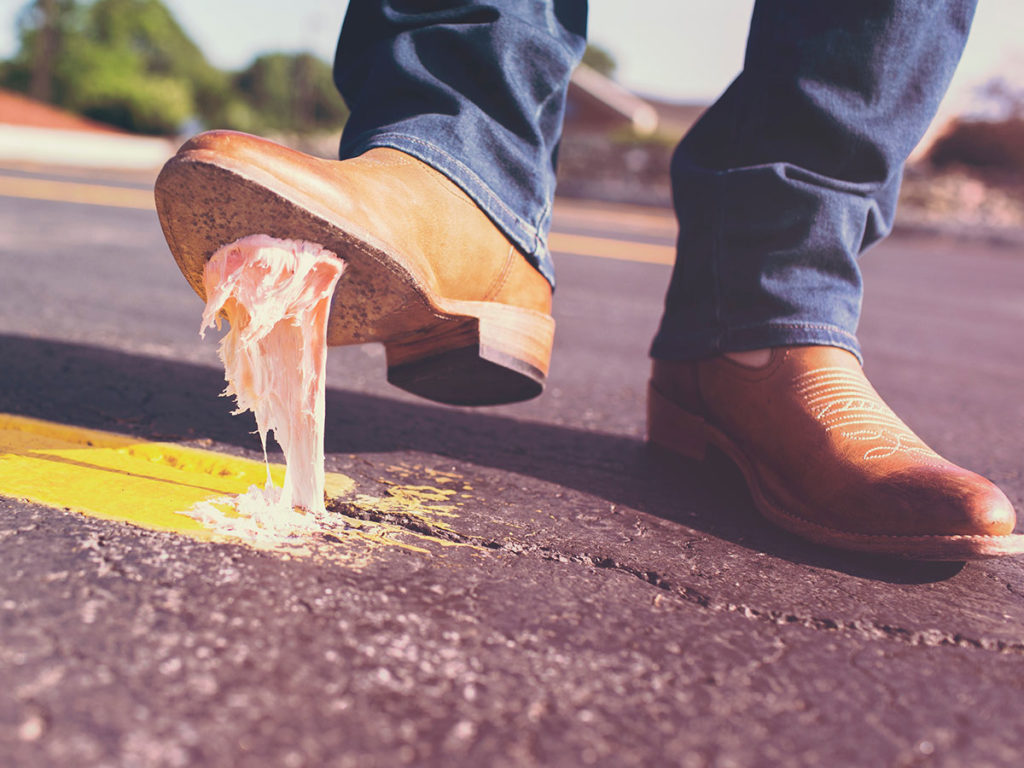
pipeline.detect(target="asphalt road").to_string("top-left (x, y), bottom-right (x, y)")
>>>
top-left (1, 163), bottom-right (1024, 768)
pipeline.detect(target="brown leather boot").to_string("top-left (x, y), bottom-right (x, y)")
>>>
top-left (648, 346), bottom-right (1024, 560)
top-left (155, 130), bottom-right (553, 406)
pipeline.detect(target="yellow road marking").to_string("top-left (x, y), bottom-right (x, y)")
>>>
top-left (552, 201), bottom-right (678, 237)
top-left (0, 173), bottom-right (154, 210)
top-left (548, 231), bottom-right (674, 265)
top-left (0, 413), bottom-right (353, 537)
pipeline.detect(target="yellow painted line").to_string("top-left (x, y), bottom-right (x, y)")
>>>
top-left (0, 413), bottom-right (353, 537)
top-left (553, 202), bottom-right (678, 236)
top-left (0, 173), bottom-right (155, 210)
top-left (549, 231), bottom-right (675, 265)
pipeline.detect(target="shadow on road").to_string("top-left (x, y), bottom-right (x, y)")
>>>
top-left (0, 333), bottom-right (963, 584)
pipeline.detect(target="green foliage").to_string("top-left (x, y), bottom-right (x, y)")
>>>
top-left (0, 57), bottom-right (29, 93)
top-left (85, 0), bottom-right (236, 124)
top-left (235, 53), bottom-right (349, 133)
top-left (76, 69), bottom-right (194, 134)
top-left (582, 44), bottom-right (617, 79)
top-left (2, 0), bottom-right (216, 133)
top-left (5, 0), bottom-right (79, 100)
top-left (2, 0), bottom-right (348, 135)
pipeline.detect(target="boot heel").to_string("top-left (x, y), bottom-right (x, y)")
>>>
top-left (385, 301), bottom-right (555, 406)
top-left (647, 382), bottom-right (709, 460)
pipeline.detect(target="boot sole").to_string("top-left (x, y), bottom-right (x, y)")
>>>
top-left (154, 149), bottom-right (554, 406)
top-left (647, 383), bottom-right (1024, 560)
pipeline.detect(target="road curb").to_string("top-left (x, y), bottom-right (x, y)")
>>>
top-left (0, 124), bottom-right (174, 170)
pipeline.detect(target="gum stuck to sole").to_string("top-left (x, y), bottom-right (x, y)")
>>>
top-left (155, 147), bottom-right (553, 407)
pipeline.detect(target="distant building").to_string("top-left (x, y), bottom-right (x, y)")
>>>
top-left (558, 68), bottom-right (710, 207)
top-left (640, 97), bottom-right (707, 142)
top-left (565, 64), bottom-right (659, 136)
top-left (564, 65), bottom-right (707, 141)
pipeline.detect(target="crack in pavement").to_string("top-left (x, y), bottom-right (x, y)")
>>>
top-left (333, 500), bottom-right (1024, 657)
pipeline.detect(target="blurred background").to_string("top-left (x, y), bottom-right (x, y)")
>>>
top-left (0, 0), bottom-right (1022, 231)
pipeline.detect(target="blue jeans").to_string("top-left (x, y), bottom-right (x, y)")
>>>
top-left (334, 0), bottom-right (976, 361)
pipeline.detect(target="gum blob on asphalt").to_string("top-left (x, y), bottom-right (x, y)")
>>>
top-left (186, 235), bottom-right (345, 541)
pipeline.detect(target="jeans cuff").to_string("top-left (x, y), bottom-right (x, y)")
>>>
top-left (340, 132), bottom-right (556, 288)
top-left (649, 321), bottom-right (862, 364)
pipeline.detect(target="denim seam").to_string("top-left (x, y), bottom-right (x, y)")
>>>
top-left (728, 321), bottom-right (859, 339)
top-left (710, 172), bottom-right (725, 348)
top-left (724, 324), bottom-right (862, 360)
top-left (537, 196), bottom-right (553, 244)
top-left (521, 16), bottom-right (585, 63)
top-left (346, 132), bottom-right (544, 256)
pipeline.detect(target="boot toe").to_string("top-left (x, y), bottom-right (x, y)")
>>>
top-left (958, 477), bottom-right (1017, 536)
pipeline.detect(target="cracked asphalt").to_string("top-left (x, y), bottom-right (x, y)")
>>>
top-left (1, 164), bottom-right (1024, 767)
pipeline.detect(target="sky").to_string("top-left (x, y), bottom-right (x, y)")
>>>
top-left (1, 0), bottom-right (1022, 109)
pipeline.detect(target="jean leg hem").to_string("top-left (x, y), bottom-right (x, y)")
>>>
top-left (341, 132), bottom-right (556, 287)
top-left (650, 322), bottom-right (862, 364)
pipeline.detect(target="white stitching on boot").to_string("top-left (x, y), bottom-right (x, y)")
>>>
top-left (793, 368), bottom-right (945, 465)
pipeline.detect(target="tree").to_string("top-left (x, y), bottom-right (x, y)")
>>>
top-left (2, 0), bottom-right (233, 133)
top-left (84, 0), bottom-right (238, 119)
top-left (235, 53), bottom-right (349, 133)
top-left (26, 0), bottom-right (71, 101)
top-left (582, 43), bottom-right (617, 79)
top-left (1, 0), bottom-right (348, 135)
top-left (4, 0), bottom-right (78, 101)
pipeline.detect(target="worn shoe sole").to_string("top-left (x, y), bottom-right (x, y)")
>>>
top-left (155, 148), bottom-right (554, 406)
top-left (647, 384), bottom-right (1024, 560)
